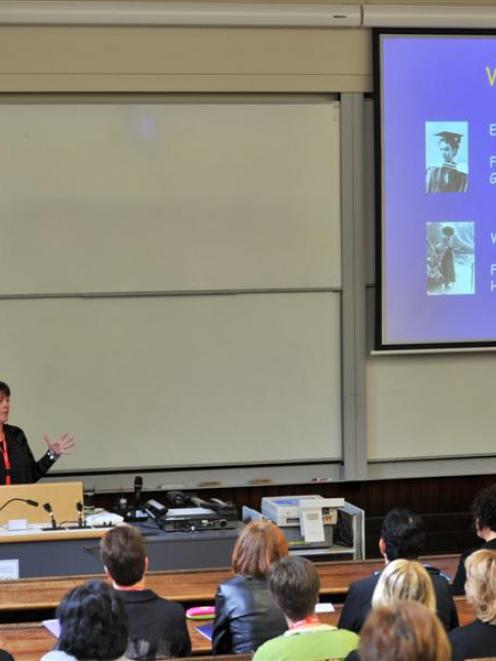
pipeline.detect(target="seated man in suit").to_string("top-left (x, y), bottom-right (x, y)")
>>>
top-left (451, 483), bottom-right (496, 596)
top-left (338, 508), bottom-right (459, 633)
top-left (100, 524), bottom-right (191, 659)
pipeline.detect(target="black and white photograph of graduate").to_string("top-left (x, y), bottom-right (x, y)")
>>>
top-left (425, 122), bottom-right (468, 193)
top-left (426, 222), bottom-right (475, 295)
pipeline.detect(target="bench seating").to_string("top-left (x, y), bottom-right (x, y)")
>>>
top-left (0, 554), bottom-right (464, 661)
top-left (0, 554), bottom-right (460, 612)
top-left (0, 597), bottom-right (476, 661)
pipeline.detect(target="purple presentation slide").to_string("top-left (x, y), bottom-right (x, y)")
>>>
top-left (380, 34), bottom-right (496, 346)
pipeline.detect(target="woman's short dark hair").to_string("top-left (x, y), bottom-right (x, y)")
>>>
top-left (57, 580), bottom-right (128, 660)
top-left (472, 484), bottom-right (496, 533)
top-left (0, 382), bottom-right (10, 398)
top-left (100, 524), bottom-right (146, 586)
top-left (268, 556), bottom-right (319, 621)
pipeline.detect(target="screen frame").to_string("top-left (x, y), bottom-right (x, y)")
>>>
top-left (373, 28), bottom-right (496, 352)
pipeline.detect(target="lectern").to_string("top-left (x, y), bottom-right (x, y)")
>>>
top-left (0, 481), bottom-right (84, 527)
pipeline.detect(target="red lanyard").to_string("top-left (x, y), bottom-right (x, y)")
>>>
top-left (0, 429), bottom-right (11, 485)
top-left (289, 615), bottom-right (320, 630)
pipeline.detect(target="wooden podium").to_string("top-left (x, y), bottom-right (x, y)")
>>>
top-left (0, 481), bottom-right (84, 527)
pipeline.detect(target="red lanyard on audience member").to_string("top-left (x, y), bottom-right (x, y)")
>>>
top-left (0, 429), bottom-right (11, 485)
top-left (289, 615), bottom-right (320, 630)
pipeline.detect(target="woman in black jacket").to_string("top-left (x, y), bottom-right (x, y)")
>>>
top-left (212, 519), bottom-right (288, 655)
top-left (449, 549), bottom-right (496, 660)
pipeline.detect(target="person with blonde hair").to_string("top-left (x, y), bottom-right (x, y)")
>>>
top-left (359, 602), bottom-right (452, 661)
top-left (371, 558), bottom-right (437, 613)
top-left (212, 519), bottom-right (288, 654)
top-left (449, 548), bottom-right (496, 659)
top-left (339, 508), bottom-right (458, 633)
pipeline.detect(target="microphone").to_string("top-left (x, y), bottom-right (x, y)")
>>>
top-left (43, 502), bottom-right (58, 530)
top-left (0, 497), bottom-right (39, 514)
top-left (76, 501), bottom-right (84, 528)
top-left (134, 476), bottom-right (143, 507)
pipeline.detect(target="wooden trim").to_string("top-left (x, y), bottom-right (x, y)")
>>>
top-left (0, 554), bottom-right (459, 611)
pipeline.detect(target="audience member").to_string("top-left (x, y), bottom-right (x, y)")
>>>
top-left (372, 558), bottom-right (436, 612)
top-left (451, 483), bottom-right (496, 595)
top-left (41, 580), bottom-right (128, 660)
top-left (358, 602), bottom-right (452, 661)
top-left (212, 519), bottom-right (288, 654)
top-left (101, 524), bottom-right (191, 659)
top-left (345, 560), bottom-right (439, 661)
top-left (338, 508), bottom-right (458, 632)
top-left (254, 555), bottom-right (358, 660)
top-left (449, 549), bottom-right (496, 659)
top-left (0, 651), bottom-right (13, 661)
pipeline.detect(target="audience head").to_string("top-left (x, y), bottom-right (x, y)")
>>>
top-left (380, 508), bottom-right (426, 561)
top-left (100, 524), bottom-right (147, 586)
top-left (359, 602), bottom-right (451, 661)
top-left (372, 558), bottom-right (436, 613)
top-left (472, 484), bottom-right (496, 537)
top-left (465, 548), bottom-right (496, 624)
top-left (0, 381), bottom-right (10, 398)
top-left (268, 555), bottom-right (319, 623)
top-left (232, 519), bottom-right (288, 577)
top-left (57, 579), bottom-right (128, 660)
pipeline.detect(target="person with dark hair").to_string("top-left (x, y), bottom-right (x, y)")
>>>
top-left (41, 580), bottom-right (128, 660)
top-left (253, 556), bottom-right (358, 660)
top-left (0, 380), bottom-right (75, 484)
top-left (338, 508), bottom-right (458, 633)
top-left (358, 602), bottom-right (452, 661)
top-left (100, 524), bottom-right (191, 659)
top-left (426, 130), bottom-right (468, 193)
top-left (451, 484), bottom-right (496, 595)
top-left (212, 519), bottom-right (289, 654)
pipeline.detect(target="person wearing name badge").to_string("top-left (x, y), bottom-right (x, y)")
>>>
top-left (253, 556), bottom-right (358, 661)
top-left (0, 380), bottom-right (75, 485)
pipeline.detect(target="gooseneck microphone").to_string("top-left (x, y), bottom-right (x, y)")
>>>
top-left (43, 502), bottom-right (58, 530)
top-left (134, 476), bottom-right (143, 507)
top-left (0, 497), bottom-right (39, 514)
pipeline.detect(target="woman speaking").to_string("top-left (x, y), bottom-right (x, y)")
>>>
top-left (0, 380), bottom-right (75, 485)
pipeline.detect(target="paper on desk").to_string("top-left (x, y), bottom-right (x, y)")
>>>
top-left (43, 618), bottom-right (61, 638)
top-left (300, 506), bottom-right (325, 544)
top-left (315, 602), bottom-right (335, 613)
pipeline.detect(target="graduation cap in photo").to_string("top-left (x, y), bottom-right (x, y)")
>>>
top-left (435, 130), bottom-right (464, 149)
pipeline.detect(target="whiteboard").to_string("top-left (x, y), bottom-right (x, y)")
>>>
top-left (367, 332), bottom-right (496, 461)
top-left (2, 293), bottom-right (342, 471)
top-left (0, 98), bottom-right (341, 294)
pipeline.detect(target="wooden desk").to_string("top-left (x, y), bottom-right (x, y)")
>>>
top-left (0, 554), bottom-right (460, 613)
top-left (0, 617), bottom-right (254, 660)
top-left (0, 600), bottom-right (475, 661)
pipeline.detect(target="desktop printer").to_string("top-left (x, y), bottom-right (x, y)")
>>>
top-left (244, 494), bottom-right (364, 559)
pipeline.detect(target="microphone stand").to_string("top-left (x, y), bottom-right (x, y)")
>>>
top-left (42, 502), bottom-right (58, 530)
